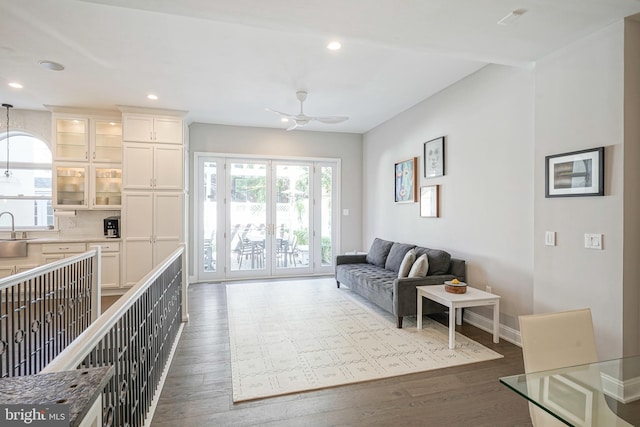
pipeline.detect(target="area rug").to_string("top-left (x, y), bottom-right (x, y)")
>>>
top-left (226, 279), bottom-right (502, 402)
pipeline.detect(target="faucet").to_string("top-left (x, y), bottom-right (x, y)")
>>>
top-left (0, 211), bottom-right (16, 239)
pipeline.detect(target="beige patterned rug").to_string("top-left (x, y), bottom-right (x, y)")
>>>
top-left (226, 278), bottom-right (502, 402)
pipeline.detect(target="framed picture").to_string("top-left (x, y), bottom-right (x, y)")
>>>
top-left (424, 136), bottom-right (445, 178)
top-left (394, 157), bottom-right (418, 203)
top-left (545, 147), bottom-right (604, 198)
top-left (420, 185), bottom-right (439, 217)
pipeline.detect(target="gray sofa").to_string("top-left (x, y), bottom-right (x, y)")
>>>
top-left (335, 238), bottom-right (466, 328)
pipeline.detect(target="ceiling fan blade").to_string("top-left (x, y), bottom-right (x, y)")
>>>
top-left (286, 122), bottom-right (300, 131)
top-left (266, 108), bottom-right (295, 119)
top-left (313, 116), bottom-right (349, 124)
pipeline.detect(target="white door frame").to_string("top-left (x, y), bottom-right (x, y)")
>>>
top-left (193, 152), bottom-right (341, 282)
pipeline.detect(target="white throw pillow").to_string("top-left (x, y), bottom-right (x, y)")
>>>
top-left (408, 254), bottom-right (429, 278)
top-left (397, 249), bottom-right (416, 278)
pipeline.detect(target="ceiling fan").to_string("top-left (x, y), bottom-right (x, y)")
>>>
top-left (266, 91), bottom-right (349, 131)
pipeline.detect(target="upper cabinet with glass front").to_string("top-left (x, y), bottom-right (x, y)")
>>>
top-left (55, 117), bottom-right (89, 161)
top-left (53, 113), bottom-right (122, 163)
top-left (93, 120), bottom-right (122, 163)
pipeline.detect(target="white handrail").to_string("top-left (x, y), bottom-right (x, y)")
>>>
top-left (0, 248), bottom-right (99, 291)
top-left (42, 244), bottom-right (186, 373)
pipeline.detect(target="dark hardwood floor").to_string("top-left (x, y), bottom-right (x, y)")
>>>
top-left (151, 279), bottom-right (533, 427)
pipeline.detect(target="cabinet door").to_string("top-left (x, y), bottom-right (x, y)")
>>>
top-left (53, 164), bottom-right (89, 209)
top-left (123, 143), bottom-right (153, 189)
top-left (92, 165), bottom-right (122, 208)
top-left (123, 192), bottom-right (153, 286)
top-left (93, 120), bottom-right (122, 163)
top-left (154, 145), bottom-right (183, 190)
top-left (100, 252), bottom-right (120, 289)
top-left (54, 117), bottom-right (89, 161)
top-left (153, 117), bottom-right (183, 144)
top-left (123, 115), bottom-right (154, 142)
top-left (153, 192), bottom-right (183, 265)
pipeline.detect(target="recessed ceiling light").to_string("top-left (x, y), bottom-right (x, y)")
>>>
top-left (327, 41), bottom-right (342, 51)
top-left (147, 94), bottom-right (158, 100)
top-left (8, 82), bottom-right (23, 89)
top-left (38, 60), bottom-right (65, 71)
top-left (497, 9), bottom-right (527, 26)
top-left (281, 118), bottom-right (288, 122)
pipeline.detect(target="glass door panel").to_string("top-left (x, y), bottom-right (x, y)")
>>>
top-left (320, 165), bottom-right (334, 267)
top-left (273, 163), bottom-right (311, 273)
top-left (203, 160), bottom-right (218, 273)
top-left (228, 161), bottom-right (268, 275)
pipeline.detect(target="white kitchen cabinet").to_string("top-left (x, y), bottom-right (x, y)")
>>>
top-left (53, 115), bottom-right (122, 162)
top-left (89, 241), bottom-right (120, 289)
top-left (53, 164), bottom-right (89, 209)
top-left (91, 165), bottom-right (122, 208)
top-left (53, 112), bottom-right (122, 210)
top-left (122, 115), bottom-right (182, 144)
top-left (54, 117), bottom-right (89, 161)
top-left (122, 143), bottom-right (182, 190)
top-left (122, 192), bottom-right (183, 287)
top-left (92, 120), bottom-right (122, 163)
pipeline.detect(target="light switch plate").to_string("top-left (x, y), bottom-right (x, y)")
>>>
top-left (584, 233), bottom-right (603, 250)
top-left (545, 231), bottom-right (556, 246)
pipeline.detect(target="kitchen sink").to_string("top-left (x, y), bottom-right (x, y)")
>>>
top-left (0, 239), bottom-right (30, 258)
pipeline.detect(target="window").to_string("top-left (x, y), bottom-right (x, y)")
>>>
top-left (0, 132), bottom-right (53, 228)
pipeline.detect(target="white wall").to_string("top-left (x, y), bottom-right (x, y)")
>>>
top-left (188, 123), bottom-right (363, 269)
top-left (534, 22), bottom-right (626, 360)
top-left (363, 64), bottom-right (535, 331)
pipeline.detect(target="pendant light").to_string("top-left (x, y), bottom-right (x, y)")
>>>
top-left (2, 103), bottom-right (12, 178)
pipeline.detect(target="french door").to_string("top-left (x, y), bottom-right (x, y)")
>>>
top-left (195, 154), bottom-right (339, 281)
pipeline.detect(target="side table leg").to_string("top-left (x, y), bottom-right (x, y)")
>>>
top-left (493, 301), bottom-right (500, 344)
top-left (448, 305), bottom-right (456, 349)
top-left (417, 292), bottom-right (423, 330)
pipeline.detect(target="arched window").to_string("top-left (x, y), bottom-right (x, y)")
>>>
top-left (0, 132), bottom-right (53, 229)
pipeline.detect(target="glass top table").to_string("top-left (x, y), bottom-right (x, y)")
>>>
top-left (500, 355), bottom-right (640, 426)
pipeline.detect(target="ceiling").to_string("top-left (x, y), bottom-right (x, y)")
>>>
top-left (1, 0), bottom-right (640, 134)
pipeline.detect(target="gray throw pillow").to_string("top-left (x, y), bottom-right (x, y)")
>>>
top-left (414, 247), bottom-right (451, 275)
top-left (366, 238), bottom-right (394, 268)
top-left (385, 242), bottom-right (416, 272)
top-left (397, 249), bottom-right (416, 278)
top-left (408, 254), bottom-right (429, 277)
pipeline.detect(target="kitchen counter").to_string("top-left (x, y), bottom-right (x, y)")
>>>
top-left (0, 366), bottom-right (114, 427)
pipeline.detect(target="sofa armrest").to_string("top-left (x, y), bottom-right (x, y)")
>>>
top-left (393, 274), bottom-right (456, 317)
top-left (336, 254), bottom-right (368, 266)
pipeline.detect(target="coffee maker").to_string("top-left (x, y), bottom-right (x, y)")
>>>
top-left (103, 216), bottom-right (120, 238)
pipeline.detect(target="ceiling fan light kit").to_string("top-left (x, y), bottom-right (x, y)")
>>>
top-left (267, 91), bottom-right (349, 131)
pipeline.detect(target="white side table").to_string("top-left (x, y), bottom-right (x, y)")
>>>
top-left (417, 284), bottom-right (500, 349)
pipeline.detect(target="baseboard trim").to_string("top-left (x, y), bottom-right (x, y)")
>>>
top-left (463, 310), bottom-right (522, 347)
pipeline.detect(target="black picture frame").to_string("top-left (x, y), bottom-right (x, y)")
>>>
top-left (424, 136), bottom-right (445, 178)
top-left (545, 147), bottom-right (604, 198)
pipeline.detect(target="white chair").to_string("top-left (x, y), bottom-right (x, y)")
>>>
top-left (519, 308), bottom-right (598, 426)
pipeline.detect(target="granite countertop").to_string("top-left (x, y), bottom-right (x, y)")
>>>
top-left (0, 366), bottom-right (114, 427)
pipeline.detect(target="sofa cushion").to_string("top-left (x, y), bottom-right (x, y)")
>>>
top-left (385, 242), bottom-right (416, 273)
top-left (414, 247), bottom-right (451, 275)
top-left (366, 238), bottom-right (394, 268)
top-left (408, 254), bottom-right (429, 277)
top-left (397, 249), bottom-right (416, 278)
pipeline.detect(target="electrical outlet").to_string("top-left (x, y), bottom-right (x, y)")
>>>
top-left (486, 285), bottom-right (492, 294)
top-left (584, 233), bottom-right (603, 250)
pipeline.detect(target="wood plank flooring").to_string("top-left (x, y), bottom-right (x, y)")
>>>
top-left (151, 279), bottom-right (533, 427)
